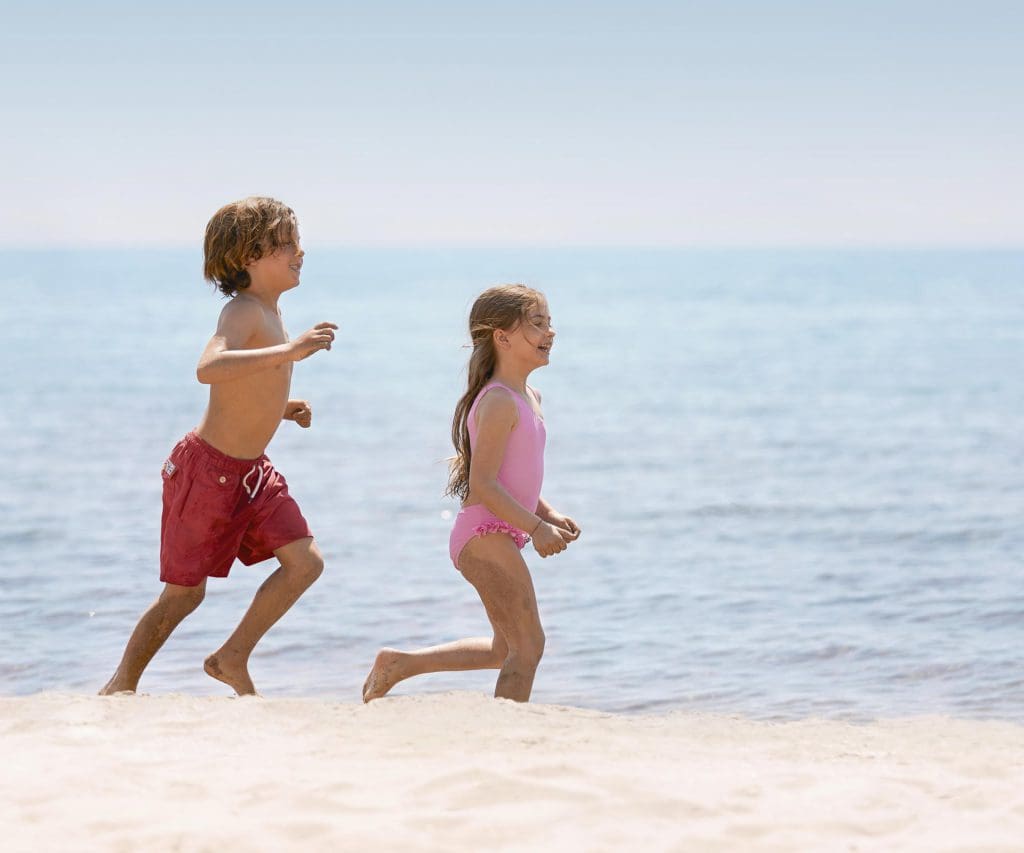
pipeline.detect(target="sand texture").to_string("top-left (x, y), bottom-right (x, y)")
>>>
top-left (2, 692), bottom-right (1023, 852)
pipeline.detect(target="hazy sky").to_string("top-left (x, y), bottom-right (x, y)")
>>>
top-left (2, 1), bottom-right (1021, 247)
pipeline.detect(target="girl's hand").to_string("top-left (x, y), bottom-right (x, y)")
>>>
top-left (285, 400), bottom-right (312, 428)
top-left (547, 512), bottom-right (581, 542)
top-left (532, 521), bottom-right (569, 558)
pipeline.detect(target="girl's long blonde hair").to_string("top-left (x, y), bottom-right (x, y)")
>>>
top-left (446, 284), bottom-right (543, 501)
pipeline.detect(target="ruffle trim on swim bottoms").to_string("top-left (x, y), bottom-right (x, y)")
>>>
top-left (473, 520), bottom-right (529, 549)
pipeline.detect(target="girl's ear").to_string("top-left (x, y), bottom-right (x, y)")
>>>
top-left (493, 328), bottom-right (511, 350)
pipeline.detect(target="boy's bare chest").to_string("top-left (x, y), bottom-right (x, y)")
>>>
top-left (251, 314), bottom-right (288, 347)
top-left (248, 318), bottom-right (291, 378)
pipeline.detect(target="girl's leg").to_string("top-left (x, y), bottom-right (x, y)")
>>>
top-left (362, 629), bottom-right (507, 702)
top-left (459, 534), bottom-right (545, 702)
top-left (362, 534), bottom-right (543, 703)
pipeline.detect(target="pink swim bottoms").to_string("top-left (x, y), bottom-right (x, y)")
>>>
top-left (448, 504), bottom-right (529, 569)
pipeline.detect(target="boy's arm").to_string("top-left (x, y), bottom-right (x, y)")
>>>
top-left (196, 302), bottom-right (336, 385)
top-left (284, 399), bottom-right (312, 428)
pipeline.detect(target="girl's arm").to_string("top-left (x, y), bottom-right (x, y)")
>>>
top-left (527, 389), bottom-right (582, 538)
top-left (469, 390), bottom-right (569, 556)
top-left (535, 497), bottom-right (581, 540)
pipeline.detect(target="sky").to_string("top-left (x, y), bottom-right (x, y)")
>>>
top-left (1, 1), bottom-right (1021, 248)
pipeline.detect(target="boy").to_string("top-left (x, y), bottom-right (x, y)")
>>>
top-left (100, 197), bottom-right (337, 696)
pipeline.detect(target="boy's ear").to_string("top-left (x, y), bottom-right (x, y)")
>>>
top-left (243, 242), bottom-right (269, 269)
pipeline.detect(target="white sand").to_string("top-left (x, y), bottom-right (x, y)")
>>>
top-left (2, 692), bottom-right (1022, 852)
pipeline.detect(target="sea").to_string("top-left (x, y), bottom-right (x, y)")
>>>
top-left (2, 248), bottom-right (1022, 720)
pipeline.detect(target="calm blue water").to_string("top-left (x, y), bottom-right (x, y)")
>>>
top-left (2, 248), bottom-right (1022, 720)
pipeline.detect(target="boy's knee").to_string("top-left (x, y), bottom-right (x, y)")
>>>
top-left (161, 582), bottom-right (205, 611)
top-left (287, 547), bottom-right (324, 586)
top-left (306, 551), bottom-right (325, 584)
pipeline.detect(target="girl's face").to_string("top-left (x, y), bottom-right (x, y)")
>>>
top-left (499, 296), bottom-right (555, 368)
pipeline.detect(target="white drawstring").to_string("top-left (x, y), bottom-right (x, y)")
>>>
top-left (242, 462), bottom-right (265, 502)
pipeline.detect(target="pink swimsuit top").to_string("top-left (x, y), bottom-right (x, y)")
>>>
top-left (467, 381), bottom-right (546, 513)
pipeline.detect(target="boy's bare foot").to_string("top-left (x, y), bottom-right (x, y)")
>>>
top-left (362, 649), bottom-right (405, 703)
top-left (204, 652), bottom-right (258, 696)
top-left (99, 670), bottom-right (138, 695)
top-left (98, 678), bottom-right (136, 696)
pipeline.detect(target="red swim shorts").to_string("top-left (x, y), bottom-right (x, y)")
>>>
top-left (159, 432), bottom-right (313, 587)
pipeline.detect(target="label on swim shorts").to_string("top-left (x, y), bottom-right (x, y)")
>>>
top-left (162, 460), bottom-right (177, 478)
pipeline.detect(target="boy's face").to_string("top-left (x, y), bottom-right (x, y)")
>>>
top-left (246, 234), bottom-right (304, 293)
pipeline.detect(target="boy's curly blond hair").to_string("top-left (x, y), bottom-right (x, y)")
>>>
top-left (203, 197), bottom-right (298, 296)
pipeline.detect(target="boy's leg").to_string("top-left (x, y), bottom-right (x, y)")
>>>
top-left (99, 580), bottom-right (208, 695)
top-left (204, 537), bottom-right (323, 695)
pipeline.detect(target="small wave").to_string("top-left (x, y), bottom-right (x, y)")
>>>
top-left (254, 641), bottom-right (317, 659)
top-left (818, 593), bottom-right (887, 607)
top-left (836, 527), bottom-right (1010, 547)
top-left (0, 529), bottom-right (58, 547)
top-left (687, 502), bottom-right (907, 520)
top-left (887, 662), bottom-right (972, 683)
top-left (975, 608), bottom-right (1024, 627)
top-left (787, 644), bottom-right (859, 663)
top-left (775, 644), bottom-right (892, 664)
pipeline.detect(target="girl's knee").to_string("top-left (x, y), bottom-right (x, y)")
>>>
top-left (530, 628), bottom-right (546, 665)
top-left (507, 628), bottom-right (545, 669)
top-left (491, 634), bottom-right (509, 665)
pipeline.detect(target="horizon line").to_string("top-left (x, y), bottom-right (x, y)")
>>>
top-left (1, 242), bottom-right (1022, 253)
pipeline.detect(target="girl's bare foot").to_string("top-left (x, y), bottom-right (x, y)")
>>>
top-left (362, 649), bottom-right (405, 703)
top-left (204, 652), bottom-right (258, 696)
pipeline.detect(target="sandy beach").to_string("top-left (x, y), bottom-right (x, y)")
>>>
top-left (2, 693), bottom-right (1022, 852)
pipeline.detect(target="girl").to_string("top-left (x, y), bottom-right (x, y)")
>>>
top-left (363, 284), bottom-right (580, 703)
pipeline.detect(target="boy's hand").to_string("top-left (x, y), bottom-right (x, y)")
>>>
top-left (547, 511), bottom-right (581, 542)
top-left (290, 322), bottom-right (338, 361)
top-left (531, 521), bottom-right (569, 558)
top-left (285, 400), bottom-right (312, 428)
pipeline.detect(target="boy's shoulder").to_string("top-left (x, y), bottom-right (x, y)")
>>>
top-left (217, 294), bottom-right (267, 325)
